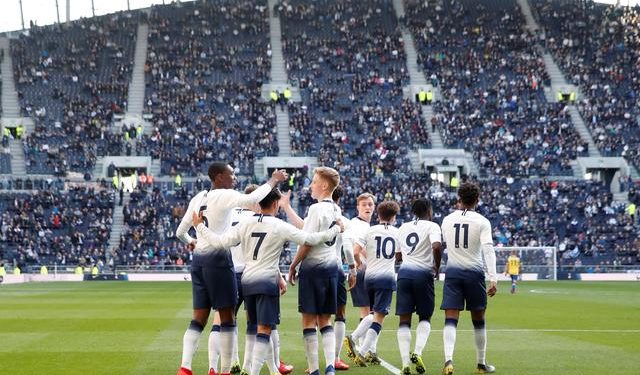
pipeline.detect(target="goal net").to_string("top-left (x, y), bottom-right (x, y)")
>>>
top-left (494, 246), bottom-right (558, 281)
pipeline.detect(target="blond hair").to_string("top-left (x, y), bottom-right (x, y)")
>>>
top-left (314, 166), bottom-right (340, 192)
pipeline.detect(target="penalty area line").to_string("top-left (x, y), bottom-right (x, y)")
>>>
top-left (379, 357), bottom-right (401, 375)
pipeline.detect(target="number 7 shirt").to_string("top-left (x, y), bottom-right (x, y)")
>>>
top-left (195, 214), bottom-right (340, 296)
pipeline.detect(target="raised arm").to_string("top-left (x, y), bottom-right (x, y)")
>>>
top-left (280, 191), bottom-right (305, 229)
top-left (228, 169), bottom-right (289, 208)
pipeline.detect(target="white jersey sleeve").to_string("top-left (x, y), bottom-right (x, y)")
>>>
top-left (441, 209), bottom-right (495, 279)
top-left (230, 208), bottom-right (256, 273)
top-left (398, 219), bottom-right (442, 278)
top-left (175, 190), bottom-right (206, 245)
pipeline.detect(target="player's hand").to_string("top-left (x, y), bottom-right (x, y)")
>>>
top-left (281, 190), bottom-right (292, 207)
top-left (272, 169), bottom-right (289, 183)
top-left (335, 218), bottom-right (345, 233)
top-left (487, 281), bottom-right (497, 297)
top-left (347, 270), bottom-right (357, 290)
top-left (278, 274), bottom-right (287, 295)
top-left (187, 240), bottom-right (196, 251)
top-left (192, 212), bottom-right (204, 227)
top-left (288, 264), bottom-right (297, 286)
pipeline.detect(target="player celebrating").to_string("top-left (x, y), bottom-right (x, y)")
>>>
top-left (175, 163), bottom-right (287, 375)
top-left (440, 183), bottom-right (497, 375)
top-left (192, 188), bottom-right (344, 375)
top-left (346, 201), bottom-right (401, 367)
top-left (396, 198), bottom-right (442, 375)
top-left (504, 251), bottom-right (521, 294)
top-left (288, 167), bottom-right (342, 375)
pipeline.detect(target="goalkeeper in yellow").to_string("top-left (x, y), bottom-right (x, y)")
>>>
top-left (504, 251), bottom-right (521, 294)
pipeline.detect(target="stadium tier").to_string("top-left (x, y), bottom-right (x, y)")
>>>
top-left (0, 0), bottom-right (638, 272)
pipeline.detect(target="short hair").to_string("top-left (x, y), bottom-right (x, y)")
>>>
top-left (314, 166), bottom-right (340, 192)
top-left (377, 201), bottom-right (400, 221)
top-left (259, 188), bottom-right (282, 209)
top-left (332, 185), bottom-right (344, 203)
top-left (458, 182), bottom-right (481, 207)
top-left (244, 184), bottom-right (259, 194)
top-left (356, 192), bottom-right (376, 204)
top-left (411, 198), bottom-right (432, 219)
top-left (208, 162), bottom-right (229, 182)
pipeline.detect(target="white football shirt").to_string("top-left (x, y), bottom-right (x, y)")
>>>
top-left (398, 219), bottom-right (442, 279)
top-left (299, 199), bottom-right (341, 277)
top-left (230, 208), bottom-right (256, 273)
top-left (441, 209), bottom-right (495, 277)
top-left (196, 214), bottom-right (340, 295)
top-left (357, 223), bottom-right (399, 290)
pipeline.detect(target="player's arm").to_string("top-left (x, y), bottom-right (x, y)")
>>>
top-left (281, 219), bottom-right (343, 246)
top-left (481, 220), bottom-right (498, 296)
top-left (176, 195), bottom-right (198, 249)
top-left (341, 225), bottom-right (357, 288)
top-left (192, 212), bottom-right (241, 252)
top-left (353, 234), bottom-right (367, 268)
top-left (430, 226), bottom-right (443, 277)
top-left (228, 169), bottom-right (289, 208)
top-left (280, 190), bottom-right (305, 229)
top-left (287, 205), bottom-right (321, 284)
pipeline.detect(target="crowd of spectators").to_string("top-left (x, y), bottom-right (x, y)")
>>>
top-left (278, 0), bottom-right (428, 181)
top-left (142, 0), bottom-right (277, 176)
top-left (0, 186), bottom-right (114, 270)
top-left (11, 11), bottom-right (141, 175)
top-left (531, 0), bottom-right (640, 169)
top-left (403, 0), bottom-right (587, 176)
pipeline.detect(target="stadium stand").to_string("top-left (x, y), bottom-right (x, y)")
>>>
top-left (143, 0), bottom-right (278, 176)
top-left (531, 0), bottom-right (640, 169)
top-left (11, 11), bottom-right (141, 175)
top-left (0, 186), bottom-right (114, 269)
top-left (0, 0), bottom-right (637, 271)
top-left (404, 0), bottom-right (588, 176)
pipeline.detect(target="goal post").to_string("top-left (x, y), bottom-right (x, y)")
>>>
top-left (493, 246), bottom-right (558, 281)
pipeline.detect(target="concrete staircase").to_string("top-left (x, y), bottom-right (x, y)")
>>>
top-left (422, 105), bottom-right (443, 149)
top-left (566, 106), bottom-right (599, 157)
top-left (126, 24), bottom-right (149, 118)
top-left (107, 192), bottom-right (130, 263)
top-left (267, 0), bottom-right (293, 157)
top-left (0, 37), bottom-right (20, 119)
top-left (517, 0), bottom-right (539, 32)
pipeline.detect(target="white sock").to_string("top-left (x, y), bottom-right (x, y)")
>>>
top-left (266, 336), bottom-right (279, 374)
top-left (249, 333), bottom-right (270, 375)
top-left (220, 323), bottom-right (236, 373)
top-left (209, 325), bottom-right (221, 371)
top-left (271, 328), bottom-right (280, 365)
top-left (303, 328), bottom-right (319, 374)
top-left (397, 324), bottom-right (411, 367)
top-left (473, 320), bottom-right (487, 365)
top-left (243, 325), bottom-right (256, 371)
top-left (351, 314), bottom-right (373, 342)
top-left (359, 322), bottom-right (381, 356)
top-left (232, 325), bottom-right (239, 364)
top-left (371, 331), bottom-right (380, 353)
top-left (443, 319), bottom-right (458, 362)
top-left (414, 320), bottom-right (431, 355)
top-left (334, 320), bottom-right (346, 360)
top-left (181, 320), bottom-right (204, 370)
top-left (320, 325), bottom-right (336, 373)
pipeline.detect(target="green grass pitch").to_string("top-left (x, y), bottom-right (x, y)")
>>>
top-left (1, 281), bottom-right (638, 374)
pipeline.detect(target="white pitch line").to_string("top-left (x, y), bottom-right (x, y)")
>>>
top-left (379, 357), bottom-right (401, 375)
top-left (380, 329), bottom-right (640, 333)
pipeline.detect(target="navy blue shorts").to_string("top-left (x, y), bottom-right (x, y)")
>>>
top-left (191, 265), bottom-right (238, 310)
top-left (396, 276), bottom-right (435, 318)
top-left (337, 268), bottom-right (347, 307)
top-left (368, 288), bottom-right (393, 315)
top-left (298, 275), bottom-right (338, 315)
top-left (350, 268), bottom-right (369, 308)
top-left (510, 274), bottom-right (518, 282)
top-left (235, 272), bottom-right (244, 315)
top-left (440, 274), bottom-right (487, 311)
top-left (245, 294), bottom-right (280, 326)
